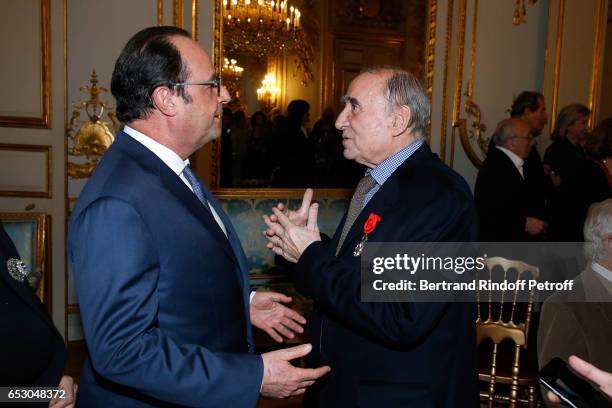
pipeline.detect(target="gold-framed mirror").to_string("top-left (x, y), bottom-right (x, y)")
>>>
top-left (208, 0), bottom-right (430, 192)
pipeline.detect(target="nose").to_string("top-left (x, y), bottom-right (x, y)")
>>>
top-left (219, 85), bottom-right (231, 104)
top-left (335, 106), bottom-right (348, 130)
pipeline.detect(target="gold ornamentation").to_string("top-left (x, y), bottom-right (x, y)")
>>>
top-left (587, 0), bottom-right (606, 126)
top-left (67, 70), bottom-right (119, 179)
top-left (439, 0), bottom-right (454, 162)
top-left (424, 0), bottom-right (437, 143)
top-left (550, 0), bottom-right (564, 131)
top-left (512, 0), bottom-right (537, 26)
top-left (0, 0), bottom-right (51, 129)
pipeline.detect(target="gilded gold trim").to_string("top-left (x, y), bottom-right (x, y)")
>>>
top-left (0, 212), bottom-right (50, 311)
top-left (208, 0), bottom-right (223, 189)
top-left (67, 304), bottom-right (80, 314)
top-left (191, 0), bottom-right (198, 40)
top-left (0, 143), bottom-right (52, 198)
top-left (0, 0), bottom-right (51, 129)
top-left (587, 0), bottom-right (606, 125)
top-left (449, 0), bottom-right (467, 168)
top-left (173, 0), bottom-right (184, 28)
top-left (63, 0), bottom-right (69, 342)
top-left (158, 0), bottom-right (164, 26)
top-left (550, 0), bottom-right (564, 132)
top-left (424, 0), bottom-right (438, 144)
top-left (439, 0), bottom-right (454, 162)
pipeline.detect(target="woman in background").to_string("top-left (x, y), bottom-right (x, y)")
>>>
top-left (0, 222), bottom-right (76, 407)
top-left (544, 104), bottom-right (591, 241)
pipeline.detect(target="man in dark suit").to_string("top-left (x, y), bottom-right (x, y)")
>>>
top-left (1, 222), bottom-right (76, 407)
top-left (264, 68), bottom-right (478, 407)
top-left (510, 91), bottom-right (550, 222)
top-left (476, 118), bottom-right (548, 241)
top-left (68, 26), bottom-right (328, 407)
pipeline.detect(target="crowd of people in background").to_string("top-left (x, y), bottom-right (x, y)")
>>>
top-left (220, 101), bottom-right (363, 188)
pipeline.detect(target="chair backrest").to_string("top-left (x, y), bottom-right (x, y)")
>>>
top-left (476, 256), bottom-right (540, 346)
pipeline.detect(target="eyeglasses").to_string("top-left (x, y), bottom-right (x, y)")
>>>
top-left (172, 76), bottom-right (221, 96)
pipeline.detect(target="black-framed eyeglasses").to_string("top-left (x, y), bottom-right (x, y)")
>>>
top-left (172, 76), bottom-right (221, 96)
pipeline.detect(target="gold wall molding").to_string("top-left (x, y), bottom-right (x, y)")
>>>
top-left (0, 0), bottom-right (51, 129)
top-left (191, 0), bottom-right (198, 40)
top-left (158, 0), bottom-right (164, 25)
top-left (449, 0), bottom-right (467, 168)
top-left (550, 0), bottom-right (565, 132)
top-left (173, 0), bottom-right (184, 28)
top-left (439, 0), bottom-right (454, 162)
top-left (0, 143), bottom-right (52, 198)
top-left (588, 0), bottom-right (606, 124)
top-left (424, 0), bottom-right (437, 144)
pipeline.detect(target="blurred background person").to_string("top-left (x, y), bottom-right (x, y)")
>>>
top-left (244, 110), bottom-right (272, 183)
top-left (544, 103), bottom-right (591, 241)
top-left (270, 99), bottom-right (315, 187)
top-left (0, 222), bottom-right (77, 407)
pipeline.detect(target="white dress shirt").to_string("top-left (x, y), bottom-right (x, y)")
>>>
top-left (496, 145), bottom-right (525, 178)
top-left (123, 125), bottom-right (227, 236)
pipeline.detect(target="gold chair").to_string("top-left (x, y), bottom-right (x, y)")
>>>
top-left (477, 256), bottom-right (540, 408)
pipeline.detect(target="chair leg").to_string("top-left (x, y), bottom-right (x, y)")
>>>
top-left (488, 344), bottom-right (498, 408)
top-left (509, 345), bottom-right (521, 408)
top-left (528, 385), bottom-right (536, 408)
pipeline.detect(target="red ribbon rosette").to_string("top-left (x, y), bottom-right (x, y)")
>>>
top-left (363, 213), bottom-right (381, 235)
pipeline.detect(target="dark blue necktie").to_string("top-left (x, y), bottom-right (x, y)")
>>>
top-left (182, 165), bottom-right (211, 213)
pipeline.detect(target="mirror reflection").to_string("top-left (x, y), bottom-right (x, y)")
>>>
top-left (218, 0), bottom-right (427, 188)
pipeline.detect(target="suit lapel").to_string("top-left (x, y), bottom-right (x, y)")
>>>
top-left (335, 144), bottom-right (429, 256)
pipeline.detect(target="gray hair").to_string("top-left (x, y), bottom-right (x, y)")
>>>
top-left (361, 67), bottom-right (430, 139)
top-left (492, 118), bottom-right (518, 146)
top-left (583, 199), bottom-right (612, 262)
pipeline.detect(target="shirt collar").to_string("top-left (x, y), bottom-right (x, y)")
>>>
top-left (368, 139), bottom-right (424, 186)
top-left (495, 145), bottom-right (524, 171)
top-left (123, 125), bottom-right (190, 176)
top-left (591, 262), bottom-right (612, 283)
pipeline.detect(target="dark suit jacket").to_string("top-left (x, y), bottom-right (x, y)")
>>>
top-left (475, 147), bottom-right (536, 241)
top-left (0, 223), bottom-right (65, 397)
top-left (295, 144), bottom-right (478, 407)
top-left (68, 131), bottom-right (263, 407)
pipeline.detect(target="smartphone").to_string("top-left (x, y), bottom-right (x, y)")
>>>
top-left (539, 357), bottom-right (611, 408)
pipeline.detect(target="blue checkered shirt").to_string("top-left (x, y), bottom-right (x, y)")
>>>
top-left (364, 139), bottom-right (424, 206)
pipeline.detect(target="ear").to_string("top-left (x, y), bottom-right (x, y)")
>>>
top-left (390, 105), bottom-right (412, 137)
top-left (151, 86), bottom-right (178, 117)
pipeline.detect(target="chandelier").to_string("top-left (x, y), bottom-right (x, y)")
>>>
top-left (222, 57), bottom-right (244, 96)
top-left (223, 0), bottom-right (314, 84)
top-left (256, 72), bottom-right (280, 110)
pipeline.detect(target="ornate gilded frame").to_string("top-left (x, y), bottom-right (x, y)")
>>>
top-left (0, 143), bottom-right (52, 198)
top-left (0, 0), bottom-right (51, 129)
top-left (0, 212), bottom-right (51, 312)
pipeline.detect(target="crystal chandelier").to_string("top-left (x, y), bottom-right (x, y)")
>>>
top-left (222, 0), bottom-right (314, 84)
top-left (221, 57), bottom-right (244, 96)
top-left (256, 72), bottom-right (280, 109)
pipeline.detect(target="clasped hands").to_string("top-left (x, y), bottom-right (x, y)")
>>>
top-left (262, 188), bottom-right (321, 263)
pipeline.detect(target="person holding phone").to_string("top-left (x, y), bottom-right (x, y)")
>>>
top-left (545, 356), bottom-right (612, 405)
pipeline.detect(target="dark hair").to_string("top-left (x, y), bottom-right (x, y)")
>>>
top-left (510, 91), bottom-right (544, 117)
top-left (250, 111), bottom-right (268, 128)
top-left (111, 26), bottom-right (192, 123)
top-left (585, 116), bottom-right (612, 159)
top-left (287, 100), bottom-right (310, 124)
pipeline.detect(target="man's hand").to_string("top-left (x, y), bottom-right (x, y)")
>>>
top-left (546, 356), bottom-right (612, 403)
top-left (261, 344), bottom-right (331, 398)
top-left (270, 189), bottom-right (314, 228)
top-left (250, 291), bottom-right (306, 342)
top-left (263, 204), bottom-right (321, 263)
top-left (49, 375), bottom-right (77, 408)
top-left (525, 216), bottom-right (547, 235)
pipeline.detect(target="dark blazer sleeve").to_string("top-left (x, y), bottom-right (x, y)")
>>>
top-left (69, 197), bottom-right (263, 408)
top-left (293, 187), bottom-right (475, 347)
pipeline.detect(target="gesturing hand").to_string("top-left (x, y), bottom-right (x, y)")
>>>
top-left (261, 344), bottom-right (331, 398)
top-left (250, 291), bottom-right (306, 343)
top-left (270, 189), bottom-right (314, 228)
top-left (263, 203), bottom-right (320, 263)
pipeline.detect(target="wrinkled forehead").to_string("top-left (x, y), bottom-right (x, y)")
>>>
top-left (346, 72), bottom-right (388, 105)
